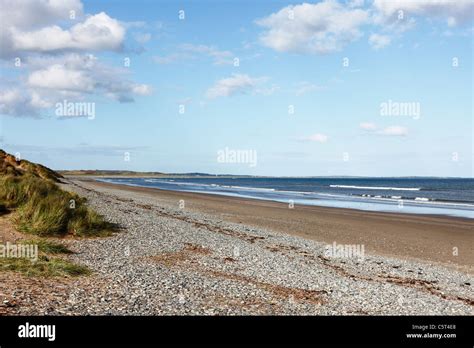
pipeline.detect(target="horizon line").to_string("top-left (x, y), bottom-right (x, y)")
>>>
top-left (57, 170), bottom-right (474, 179)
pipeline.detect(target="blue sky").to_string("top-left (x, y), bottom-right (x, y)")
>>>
top-left (0, 0), bottom-right (472, 176)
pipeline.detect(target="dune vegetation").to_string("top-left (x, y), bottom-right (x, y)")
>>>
top-left (0, 149), bottom-right (115, 237)
top-left (0, 239), bottom-right (90, 277)
top-left (0, 174), bottom-right (114, 237)
top-left (0, 149), bottom-right (117, 278)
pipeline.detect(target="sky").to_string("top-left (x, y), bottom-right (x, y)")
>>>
top-left (0, 0), bottom-right (472, 177)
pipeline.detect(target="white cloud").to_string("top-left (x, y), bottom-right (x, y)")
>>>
top-left (206, 74), bottom-right (264, 99)
top-left (0, 89), bottom-right (47, 117)
top-left (256, 0), bottom-right (369, 54)
top-left (299, 133), bottom-right (329, 143)
top-left (0, 1), bottom-right (150, 117)
top-left (368, 33), bottom-right (391, 49)
top-left (254, 0), bottom-right (473, 55)
top-left (1, 53), bottom-right (152, 117)
top-left (0, 0), bottom-right (84, 29)
top-left (378, 125), bottom-right (408, 136)
top-left (0, 0), bottom-right (79, 58)
top-left (132, 84), bottom-right (152, 96)
top-left (0, 89), bottom-right (24, 113)
top-left (373, 0), bottom-right (474, 29)
top-left (28, 64), bottom-right (95, 92)
top-left (11, 12), bottom-right (125, 53)
top-left (30, 91), bottom-right (53, 108)
top-left (24, 54), bottom-right (150, 100)
top-left (359, 122), bottom-right (377, 131)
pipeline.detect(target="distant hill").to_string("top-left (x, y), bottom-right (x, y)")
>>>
top-left (0, 149), bottom-right (63, 182)
top-left (58, 170), bottom-right (257, 178)
top-left (59, 170), bottom-right (164, 176)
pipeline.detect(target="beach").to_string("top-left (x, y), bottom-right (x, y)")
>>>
top-left (1, 177), bottom-right (472, 315)
top-left (86, 178), bottom-right (474, 270)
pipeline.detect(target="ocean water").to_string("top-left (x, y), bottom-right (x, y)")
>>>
top-left (97, 177), bottom-right (474, 219)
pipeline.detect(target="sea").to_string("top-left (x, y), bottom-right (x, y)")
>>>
top-left (97, 177), bottom-right (474, 219)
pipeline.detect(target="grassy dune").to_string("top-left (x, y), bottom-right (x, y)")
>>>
top-left (0, 150), bottom-right (115, 237)
top-left (0, 174), bottom-right (114, 237)
top-left (0, 149), bottom-right (117, 277)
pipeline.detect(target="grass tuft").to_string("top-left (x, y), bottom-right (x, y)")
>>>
top-left (0, 256), bottom-right (90, 277)
top-left (0, 174), bottom-right (116, 237)
top-left (21, 239), bottom-right (73, 254)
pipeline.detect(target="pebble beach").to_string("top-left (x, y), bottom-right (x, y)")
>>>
top-left (1, 178), bottom-right (472, 315)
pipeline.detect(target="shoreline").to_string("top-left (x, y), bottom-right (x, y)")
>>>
top-left (76, 178), bottom-right (473, 272)
top-left (89, 177), bottom-right (474, 220)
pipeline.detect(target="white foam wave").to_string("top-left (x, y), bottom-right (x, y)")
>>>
top-left (330, 185), bottom-right (420, 191)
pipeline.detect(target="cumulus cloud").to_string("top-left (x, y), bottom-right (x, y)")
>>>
top-left (10, 12), bottom-right (125, 53)
top-left (368, 33), bottom-right (391, 49)
top-left (0, 89), bottom-right (53, 117)
top-left (206, 74), bottom-right (265, 99)
top-left (0, 0), bottom-right (84, 29)
top-left (28, 64), bottom-right (95, 92)
top-left (256, 0), bottom-right (369, 54)
top-left (373, 0), bottom-right (474, 30)
top-left (0, 89), bottom-right (33, 116)
top-left (0, 1), bottom-right (150, 117)
top-left (255, 0), bottom-right (473, 54)
top-left (0, 0), bottom-right (78, 58)
top-left (1, 53), bottom-right (151, 117)
top-left (35, 54), bottom-right (152, 101)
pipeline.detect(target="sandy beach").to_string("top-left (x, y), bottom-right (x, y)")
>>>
top-left (1, 177), bottom-right (472, 315)
top-left (85, 179), bottom-right (473, 271)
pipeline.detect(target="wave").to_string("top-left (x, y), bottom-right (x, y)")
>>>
top-left (220, 185), bottom-right (276, 192)
top-left (330, 185), bottom-right (420, 191)
top-left (150, 180), bottom-right (278, 192)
